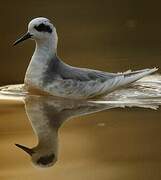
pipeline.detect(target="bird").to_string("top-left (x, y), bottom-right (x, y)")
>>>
top-left (13, 17), bottom-right (158, 99)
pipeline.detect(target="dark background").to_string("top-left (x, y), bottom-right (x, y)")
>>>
top-left (0, 0), bottom-right (161, 85)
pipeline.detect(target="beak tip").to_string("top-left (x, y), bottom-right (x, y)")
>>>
top-left (15, 143), bottom-right (23, 149)
top-left (13, 32), bottom-right (32, 47)
top-left (15, 143), bottom-right (34, 156)
top-left (12, 43), bottom-right (16, 46)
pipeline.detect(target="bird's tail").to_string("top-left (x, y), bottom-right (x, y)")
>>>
top-left (120, 67), bottom-right (158, 86)
top-left (102, 67), bottom-right (158, 93)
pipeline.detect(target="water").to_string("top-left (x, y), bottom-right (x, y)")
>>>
top-left (0, 75), bottom-right (161, 179)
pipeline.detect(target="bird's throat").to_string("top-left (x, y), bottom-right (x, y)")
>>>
top-left (24, 38), bottom-right (57, 90)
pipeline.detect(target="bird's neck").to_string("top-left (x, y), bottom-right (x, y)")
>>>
top-left (24, 36), bottom-right (57, 88)
top-left (25, 97), bottom-right (59, 152)
top-left (35, 36), bottom-right (57, 56)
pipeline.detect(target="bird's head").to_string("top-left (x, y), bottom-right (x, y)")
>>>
top-left (15, 143), bottom-right (57, 168)
top-left (13, 17), bottom-right (57, 46)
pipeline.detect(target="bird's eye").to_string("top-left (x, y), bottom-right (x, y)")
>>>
top-left (34, 23), bottom-right (52, 33)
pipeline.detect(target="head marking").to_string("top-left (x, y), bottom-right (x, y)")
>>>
top-left (34, 23), bottom-right (52, 33)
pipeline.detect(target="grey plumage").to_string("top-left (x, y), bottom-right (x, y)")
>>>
top-left (40, 55), bottom-right (158, 99)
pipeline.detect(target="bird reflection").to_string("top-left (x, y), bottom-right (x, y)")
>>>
top-left (15, 96), bottom-right (116, 168)
top-left (15, 92), bottom-right (161, 168)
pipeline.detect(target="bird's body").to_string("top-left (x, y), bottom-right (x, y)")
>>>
top-left (14, 17), bottom-right (158, 99)
top-left (25, 54), bottom-right (157, 99)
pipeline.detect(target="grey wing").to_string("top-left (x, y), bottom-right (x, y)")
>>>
top-left (51, 61), bottom-right (120, 98)
top-left (46, 56), bottom-right (117, 81)
top-left (45, 57), bottom-right (157, 98)
top-left (59, 62), bottom-right (117, 82)
top-left (42, 56), bottom-right (119, 98)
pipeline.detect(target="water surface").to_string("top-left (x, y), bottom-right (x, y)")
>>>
top-left (0, 79), bottom-right (161, 179)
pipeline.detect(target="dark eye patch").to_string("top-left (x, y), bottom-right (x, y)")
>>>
top-left (37, 153), bottom-right (55, 165)
top-left (34, 23), bottom-right (52, 33)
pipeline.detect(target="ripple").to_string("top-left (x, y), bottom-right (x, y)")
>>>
top-left (0, 74), bottom-right (161, 109)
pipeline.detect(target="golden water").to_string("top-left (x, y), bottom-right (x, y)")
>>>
top-left (0, 82), bottom-right (161, 179)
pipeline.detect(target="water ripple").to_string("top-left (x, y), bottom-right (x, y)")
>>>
top-left (0, 74), bottom-right (161, 109)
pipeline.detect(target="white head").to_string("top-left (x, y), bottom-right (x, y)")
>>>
top-left (13, 17), bottom-right (58, 47)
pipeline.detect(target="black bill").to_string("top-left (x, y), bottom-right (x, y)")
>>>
top-left (13, 32), bottom-right (32, 46)
top-left (15, 143), bottom-right (34, 156)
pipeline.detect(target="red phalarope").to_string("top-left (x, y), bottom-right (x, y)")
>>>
top-left (13, 17), bottom-right (158, 99)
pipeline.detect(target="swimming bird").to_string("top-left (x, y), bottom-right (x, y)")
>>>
top-left (13, 17), bottom-right (158, 99)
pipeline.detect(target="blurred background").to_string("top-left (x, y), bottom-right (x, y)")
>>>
top-left (0, 0), bottom-right (161, 85)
